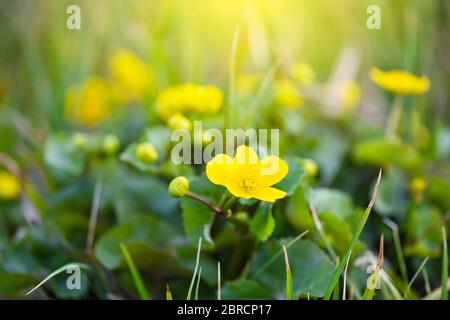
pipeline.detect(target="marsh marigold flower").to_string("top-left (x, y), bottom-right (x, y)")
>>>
top-left (274, 79), bottom-right (303, 109)
top-left (340, 81), bottom-right (361, 111)
top-left (156, 83), bottom-right (223, 121)
top-left (291, 62), bottom-right (316, 86)
top-left (369, 68), bottom-right (430, 95)
top-left (109, 50), bottom-right (154, 102)
top-left (0, 170), bottom-right (21, 200)
top-left (65, 76), bottom-right (111, 127)
top-left (206, 145), bottom-right (288, 202)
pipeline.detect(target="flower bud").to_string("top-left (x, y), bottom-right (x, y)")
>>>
top-left (168, 176), bottom-right (189, 197)
top-left (0, 170), bottom-right (21, 201)
top-left (102, 134), bottom-right (120, 156)
top-left (234, 211), bottom-right (249, 223)
top-left (72, 133), bottom-right (87, 149)
top-left (302, 159), bottom-right (318, 178)
top-left (168, 113), bottom-right (192, 131)
top-left (410, 177), bottom-right (426, 195)
top-left (136, 142), bottom-right (158, 163)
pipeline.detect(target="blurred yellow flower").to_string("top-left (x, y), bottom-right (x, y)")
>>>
top-left (369, 68), bottom-right (430, 95)
top-left (156, 83), bottom-right (223, 120)
top-left (65, 76), bottom-right (111, 127)
top-left (340, 81), bottom-right (360, 111)
top-left (274, 79), bottom-right (303, 109)
top-left (109, 50), bottom-right (154, 102)
top-left (0, 170), bottom-right (21, 200)
top-left (168, 113), bottom-right (192, 131)
top-left (291, 62), bottom-right (315, 86)
top-left (236, 73), bottom-right (262, 97)
top-left (206, 145), bottom-right (288, 202)
top-left (410, 177), bottom-right (426, 194)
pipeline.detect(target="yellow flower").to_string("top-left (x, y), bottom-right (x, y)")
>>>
top-left (340, 81), bottom-right (360, 111)
top-left (274, 79), bottom-right (303, 109)
top-left (168, 113), bottom-right (192, 131)
top-left (206, 145), bottom-right (288, 202)
top-left (109, 50), bottom-right (154, 102)
top-left (156, 83), bottom-right (223, 120)
top-left (65, 76), bottom-right (111, 127)
top-left (369, 68), bottom-right (430, 95)
top-left (291, 62), bottom-right (315, 86)
top-left (236, 73), bottom-right (262, 97)
top-left (0, 170), bottom-right (21, 200)
top-left (191, 85), bottom-right (223, 114)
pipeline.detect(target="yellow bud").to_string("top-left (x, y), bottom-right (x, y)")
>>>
top-left (167, 113), bottom-right (192, 131)
top-left (72, 133), bottom-right (87, 149)
top-left (102, 134), bottom-right (120, 156)
top-left (302, 159), bottom-right (318, 178)
top-left (168, 176), bottom-right (189, 197)
top-left (0, 171), bottom-right (21, 200)
top-left (410, 177), bottom-right (426, 195)
top-left (202, 131), bottom-right (214, 146)
top-left (136, 142), bottom-right (158, 164)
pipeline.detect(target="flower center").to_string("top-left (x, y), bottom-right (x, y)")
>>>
top-left (241, 176), bottom-right (257, 192)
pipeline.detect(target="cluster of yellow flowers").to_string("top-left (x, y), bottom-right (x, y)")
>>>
top-left (0, 170), bottom-right (21, 201)
top-left (156, 83), bottom-right (223, 121)
top-left (65, 50), bottom-right (154, 127)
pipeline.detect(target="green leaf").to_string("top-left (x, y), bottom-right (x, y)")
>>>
top-left (353, 138), bottom-right (422, 171)
top-left (251, 239), bottom-right (335, 298)
top-left (180, 176), bottom-right (224, 248)
top-left (374, 169), bottom-right (408, 217)
top-left (275, 157), bottom-right (305, 195)
top-left (310, 188), bottom-right (354, 221)
top-left (94, 215), bottom-right (176, 269)
top-left (404, 204), bottom-right (441, 257)
top-left (249, 202), bottom-right (275, 242)
top-left (221, 279), bottom-right (273, 299)
top-left (44, 135), bottom-right (85, 181)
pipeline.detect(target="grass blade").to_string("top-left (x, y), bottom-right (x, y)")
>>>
top-left (187, 237), bottom-right (202, 300)
top-left (119, 243), bottom-right (151, 300)
top-left (342, 250), bottom-right (352, 300)
top-left (362, 234), bottom-right (384, 300)
top-left (309, 199), bottom-right (337, 261)
top-left (195, 267), bottom-right (202, 300)
top-left (166, 284), bottom-right (173, 300)
top-left (441, 226), bottom-right (448, 300)
top-left (324, 169), bottom-right (382, 300)
top-left (217, 261), bottom-right (221, 300)
top-left (26, 263), bottom-right (90, 296)
top-left (383, 218), bottom-right (408, 283)
top-left (282, 245), bottom-right (294, 300)
top-left (404, 257), bottom-right (429, 299)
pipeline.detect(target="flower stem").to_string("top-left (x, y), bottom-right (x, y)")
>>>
top-left (185, 191), bottom-right (231, 218)
top-left (385, 95), bottom-right (403, 140)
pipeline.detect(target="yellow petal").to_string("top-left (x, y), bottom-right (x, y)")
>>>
top-left (234, 145), bottom-right (259, 165)
top-left (224, 181), bottom-right (254, 199)
top-left (258, 156), bottom-right (289, 186)
top-left (206, 154), bottom-right (235, 185)
top-left (250, 187), bottom-right (287, 202)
